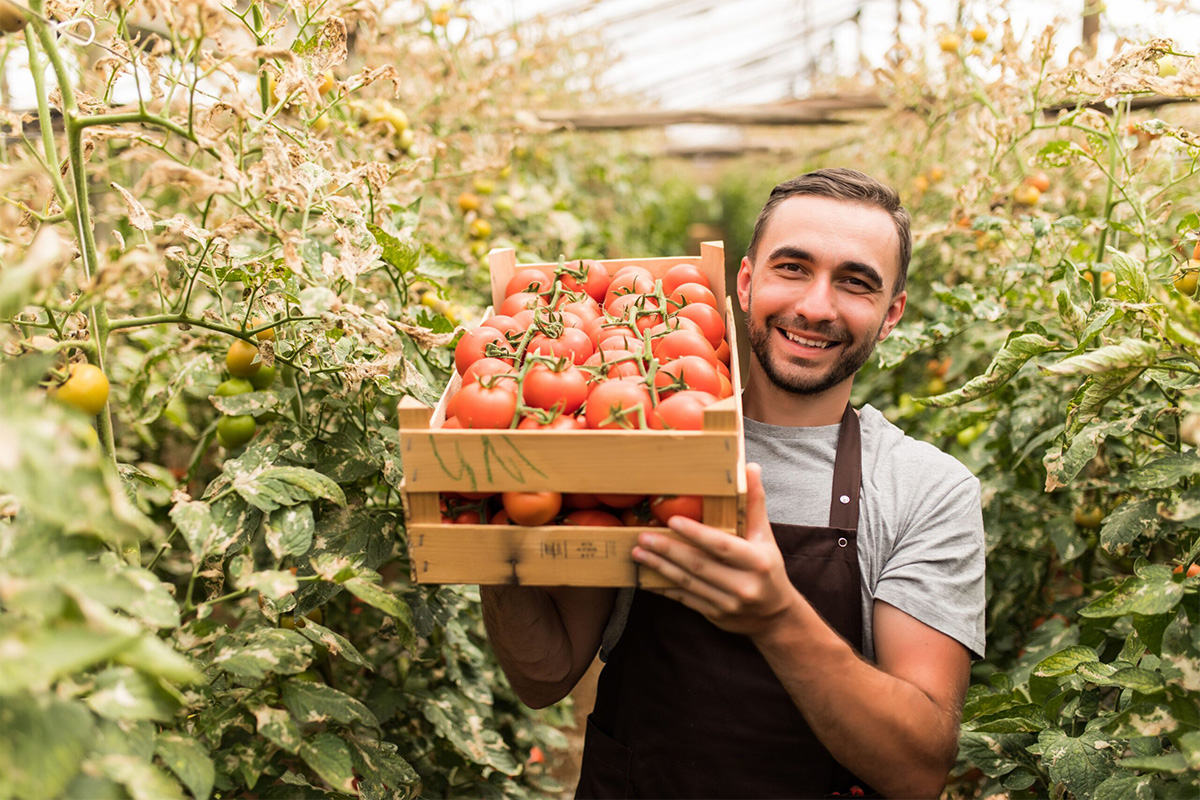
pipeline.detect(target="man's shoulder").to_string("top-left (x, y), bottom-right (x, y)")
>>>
top-left (858, 405), bottom-right (976, 487)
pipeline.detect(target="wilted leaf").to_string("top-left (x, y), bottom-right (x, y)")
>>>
top-left (918, 332), bottom-right (1059, 407)
top-left (1120, 452), bottom-right (1200, 490)
top-left (264, 504), bottom-right (316, 559)
top-left (111, 181), bottom-right (154, 231)
top-left (1044, 339), bottom-right (1158, 376)
top-left (295, 620), bottom-right (367, 666)
top-left (232, 466), bottom-right (347, 512)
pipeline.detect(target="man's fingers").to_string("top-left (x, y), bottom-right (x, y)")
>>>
top-left (744, 462), bottom-right (774, 544)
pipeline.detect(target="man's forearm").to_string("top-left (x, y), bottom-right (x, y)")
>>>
top-left (752, 596), bottom-right (963, 799)
top-left (480, 585), bottom-right (614, 709)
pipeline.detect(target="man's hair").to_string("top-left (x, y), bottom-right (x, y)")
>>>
top-left (745, 168), bottom-right (912, 296)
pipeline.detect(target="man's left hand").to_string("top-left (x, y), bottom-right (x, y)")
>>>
top-left (632, 462), bottom-right (799, 638)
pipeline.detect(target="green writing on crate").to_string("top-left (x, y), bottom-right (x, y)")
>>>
top-left (427, 434), bottom-right (548, 491)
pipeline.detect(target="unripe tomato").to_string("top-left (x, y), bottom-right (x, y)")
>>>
top-left (226, 339), bottom-right (262, 378)
top-left (501, 491), bottom-right (562, 526)
top-left (457, 192), bottom-right (482, 214)
top-left (0, 2), bottom-right (27, 33)
top-left (1013, 184), bottom-right (1041, 206)
top-left (53, 363), bottom-right (110, 415)
top-left (1073, 506), bottom-right (1105, 529)
top-left (1173, 262), bottom-right (1199, 296)
top-left (217, 414), bottom-right (257, 448)
top-left (215, 378), bottom-right (255, 396)
top-left (251, 317), bottom-right (276, 341)
top-left (250, 364), bottom-right (277, 390)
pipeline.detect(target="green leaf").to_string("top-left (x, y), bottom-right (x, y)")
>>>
top-left (1033, 645), bottom-right (1099, 677)
top-left (1100, 500), bottom-right (1162, 552)
top-left (1115, 752), bottom-right (1188, 774)
top-left (282, 679), bottom-right (379, 727)
top-left (1044, 338), bottom-right (1157, 376)
top-left (114, 634), bottom-right (206, 686)
top-left (421, 686), bottom-right (522, 775)
top-left (264, 504), bottom-right (315, 559)
top-left (155, 733), bottom-right (215, 800)
top-left (348, 736), bottom-right (421, 792)
top-left (1121, 453), bottom-right (1200, 490)
top-left (1039, 728), bottom-right (1118, 799)
top-left (211, 628), bottom-right (314, 680)
top-left (1102, 702), bottom-right (1183, 738)
top-left (1048, 515), bottom-right (1088, 563)
top-left (964, 703), bottom-right (1047, 733)
top-left (0, 624), bottom-right (140, 694)
top-left (368, 223), bottom-right (420, 275)
top-left (86, 666), bottom-right (181, 722)
top-left (1043, 417), bottom-right (1139, 491)
top-left (232, 466), bottom-right (347, 512)
top-left (93, 753), bottom-right (187, 800)
top-left (1131, 612), bottom-right (1174, 657)
top-left (294, 620), bottom-right (367, 667)
top-left (251, 704), bottom-right (303, 754)
top-left (917, 332), bottom-right (1059, 407)
top-left (0, 694), bottom-right (93, 799)
top-left (1093, 772), bottom-right (1158, 800)
top-left (299, 732), bottom-right (357, 794)
top-left (1109, 249), bottom-right (1151, 303)
top-left (233, 568), bottom-right (300, 600)
top-left (342, 577), bottom-right (416, 647)
top-left (1080, 575), bottom-right (1184, 619)
top-left (957, 731), bottom-right (1037, 778)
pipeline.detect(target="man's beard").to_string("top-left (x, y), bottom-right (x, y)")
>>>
top-left (745, 294), bottom-right (883, 397)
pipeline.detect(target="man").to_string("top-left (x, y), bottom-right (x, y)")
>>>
top-left (481, 168), bottom-right (986, 799)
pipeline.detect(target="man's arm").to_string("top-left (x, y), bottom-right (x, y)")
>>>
top-left (631, 463), bottom-right (970, 798)
top-left (480, 586), bottom-right (616, 709)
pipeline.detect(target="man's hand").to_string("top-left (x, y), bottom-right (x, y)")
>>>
top-left (631, 462), bottom-right (799, 638)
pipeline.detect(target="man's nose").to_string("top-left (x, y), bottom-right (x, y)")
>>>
top-left (792, 277), bottom-right (838, 323)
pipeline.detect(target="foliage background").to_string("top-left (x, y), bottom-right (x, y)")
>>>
top-left (1, 1), bottom-right (1198, 798)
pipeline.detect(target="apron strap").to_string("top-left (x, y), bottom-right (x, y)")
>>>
top-left (828, 403), bottom-right (862, 530)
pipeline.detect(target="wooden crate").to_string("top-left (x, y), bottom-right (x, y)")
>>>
top-left (398, 241), bottom-right (746, 587)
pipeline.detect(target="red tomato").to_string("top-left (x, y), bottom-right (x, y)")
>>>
top-left (590, 320), bottom-right (640, 346)
top-left (644, 316), bottom-right (703, 340)
top-left (490, 508), bottom-right (512, 525)
top-left (518, 413), bottom-right (587, 430)
top-left (502, 491), bottom-right (563, 526)
top-left (714, 338), bottom-right (731, 365)
top-left (661, 263), bottom-right (711, 295)
top-left (676, 303), bottom-right (726, 349)
top-left (585, 349), bottom-right (642, 380)
top-left (528, 328), bottom-right (594, 364)
top-left (715, 360), bottom-right (730, 380)
top-left (652, 329), bottom-right (718, 364)
top-left (607, 291), bottom-right (658, 320)
top-left (442, 509), bottom-right (483, 524)
top-left (559, 298), bottom-right (603, 325)
top-left (598, 333), bottom-right (643, 353)
top-left (565, 493), bottom-right (602, 509)
top-left (463, 357), bottom-right (517, 389)
top-left (620, 506), bottom-right (664, 527)
top-left (604, 268), bottom-right (655, 307)
top-left (596, 493), bottom-right (645, 509)
top-left (441, 415), bottom-right (462, 428)
top-left (522, 363), bottom-right (588, 414)
top-left (455, 327), bottom-right (513, 374)
top-left (649, 390), bottom-right (719, 431)
top-left (456, 382), bottom-right (519, 429)
top-left (484, 314), bottom-right (524, 338)
top-left (499, 291), bottom-right (548, 317)
top-left (654, 355), bottom-right (722, 398)
top-left (504, 267), bottom-right (553, 298)
top-left (650, 495), bottom-right (704, 525)
top-left (717, 372), bottom-right (734, 398)
top-left (558, 259), bottom-right (611, 304)
top-left (585, 378), bottom-right (653, 429)
top-left (563, 509), bottom-right (623, 527)
top-left (668, 282), bottom-right (719, 311)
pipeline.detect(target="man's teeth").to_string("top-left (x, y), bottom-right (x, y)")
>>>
top-left (782, 330), bottom-right (835, 348)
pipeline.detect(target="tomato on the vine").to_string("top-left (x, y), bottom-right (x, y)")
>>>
top-left (517, 413), bottom-right (586, 430)
top-left (217, 414), bottom-right (257, 448)
top-left (667, 282), bottom-right (719, 311)
top-left (557, 259), bottom-right (611, 304)
top-left (661, 263), bottom-right (710, 295)
top-left (455, 382), bottom-right (519, 429)
top-left (226, 339), bottom-right (262, 378)
top-left (504, 267), bottom-right (553, 298)
top-left (652, 329), bottom-right (717, 364)
top-left (654, 355), bottom-right (722, 398)
top-left (463, 357), bottom-right (517, 390)
top-left (528, 328), bottom-right (594, 365)
top-left (675, 302), bottom-right (726, 349)
top-left (502, 491), bottom-right (562, 526)
top-left (649, 390), bottom-right (719, 431)
top-left (604, 268), bottom-right (655, 308)
top-left (522, 362), bottom-right (589, 414)
top-left (454, 326), bottom-right (513, 374)
top-left (585, 378), bottom-right (653, 429)
top-left (499, 291), bottom-right (547, 317)
top-left (215, 377), bottom-right (255, 396)
top-left (53, 363), bottom-right (110, 415)
top-left (250, 364), bottom-right (277, 390)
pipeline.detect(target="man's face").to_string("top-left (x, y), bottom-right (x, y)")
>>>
top-left (737, 195), bottom-right (907, 397)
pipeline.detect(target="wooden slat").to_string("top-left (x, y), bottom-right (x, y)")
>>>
top-left (400, 429), bottom-right (740, 494)
top-left (409, 524), bottom-right (694, 587)
top-left (398, 396), bottom-right (433, 430)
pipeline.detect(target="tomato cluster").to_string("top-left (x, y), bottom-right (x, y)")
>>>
top-left (214, 319), bottom-right (278, 449)
top-left (445, 259), bottom-right (733, 433)
top-left (440, 490), bottom-right (703, 528)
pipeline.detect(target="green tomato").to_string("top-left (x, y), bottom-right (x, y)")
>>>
top-left (250, 364), bottom-right (277, 390)
top-left (216, 414), bottom-right (256, 448)
top-left (215, 378), bottom-right (254, 396)
top-left (53, 363), bottom-right (110, 415)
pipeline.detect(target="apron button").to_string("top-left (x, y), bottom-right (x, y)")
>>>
top-left (838, 537), bottom-right (848, 547)
top-left (839, 494), bottom-right (850, 504)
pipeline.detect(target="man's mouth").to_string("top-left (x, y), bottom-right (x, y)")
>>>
top-left (778, 327), bottom-right (840, 349)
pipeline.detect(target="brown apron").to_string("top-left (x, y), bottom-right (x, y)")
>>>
top-left (576, 404), bottom-right (874, 799)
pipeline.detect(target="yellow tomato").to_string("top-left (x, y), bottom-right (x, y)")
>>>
top-left (457, 192), bottom-right (482, 213)
top-left (469, 218), bottom-right (492, 239)
top-left (1013, 184), bottom-right (1041, 206)
top-left (939, 34), bottom-right (961, 53)
top-left (0, 1), bottom-right (26, 33)
top-left (317, 70), bottom-right (336, 96)
top-left (1174, 262), bottom-right (1199, 296)
top-left (226, 339), bottom-right (262, 379)
top-left (970, 26), bottom-right (988, 43)
top-left (251, 317), bottom-right (276, 341)
top-left (1073, 507), bottom-right (1105, 529)
top-left (53, 363), bottom-right (111, 416)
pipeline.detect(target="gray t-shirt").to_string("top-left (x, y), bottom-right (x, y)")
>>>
top-left (601, 404), bottom-right (986, 662)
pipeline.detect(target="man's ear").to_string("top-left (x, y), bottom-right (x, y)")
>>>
top-left (737, 256), bottom-right (752, 313)
top-left (878, 291), bottom-right (907, 341)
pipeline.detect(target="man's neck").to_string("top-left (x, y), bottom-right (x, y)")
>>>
top-left (741, 368), bottom-right (854, 427)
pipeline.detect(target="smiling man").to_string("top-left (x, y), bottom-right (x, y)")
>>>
top-left (481, 169), bottom-right (986, 799)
